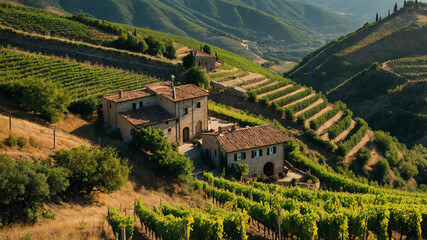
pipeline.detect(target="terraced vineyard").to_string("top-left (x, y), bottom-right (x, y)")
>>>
top-left (0, 47), bottom-right (158, 101)
top-left (0, 3), bottom-right (114, 44)
top-left (115, 172), bottom-right (427, 240)
top-left (387, 56), bottom-right (427, 80)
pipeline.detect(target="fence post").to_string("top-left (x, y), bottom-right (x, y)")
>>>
top-left (120, 227), bottom-right (126, 240)
top-left (53, 127), bottom-right (56, 149)
top-left (277, 206), bottom-right (281, 240)
top-left (9, 109), bottom-right (12, 130)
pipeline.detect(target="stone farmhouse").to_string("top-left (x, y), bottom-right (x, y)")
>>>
top-left (190, 50), bottom-right (216, 72)
top-left (201, 124), bottom-right (289, 177)
top-left (102, 82), bottom-right (209, 143)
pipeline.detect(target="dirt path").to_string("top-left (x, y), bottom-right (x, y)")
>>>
top-left (241, 78), bottom-right (270, 89)
top-left (344, 131), bottom-right (372, 162)
top-left (295, 98), bottom-right (324, 117)
top-left (282, 92), bottom-right (316, 109)
top-left (304, 104), bottom-right (333, 128)
top-left (333, 119), bottom-right (356, 144)
top-left (271, 87), bottom-right (305, 102)
top-left (316, 111), bottom-right (343, 135)
top-left (258, 84), bottom-right (292, 98)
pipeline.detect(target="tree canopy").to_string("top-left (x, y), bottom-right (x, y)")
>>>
top-left (52, 146), bottom-right (130, 195)
top-left (185, 67), bottom-right (210, 89)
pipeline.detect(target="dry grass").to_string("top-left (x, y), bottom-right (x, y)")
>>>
top-left (0, 113), bottom-right (92, 161)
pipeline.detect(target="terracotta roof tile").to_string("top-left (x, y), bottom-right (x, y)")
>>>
top-left (103, 88), bottom-right (154, 103)
top-left (147, 82), bottom-right (209, 102)
top-left (119, 105), bottom-right (176, 128)
top-left (215, 124), bottom-right (288, 153)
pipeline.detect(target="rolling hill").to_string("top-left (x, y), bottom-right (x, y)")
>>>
top-left (285, 2), bottom-right (427, 146)
top-left (7, 0), bottom-right (357, 61)
top-left (295, 0), bottom-right (407, 24)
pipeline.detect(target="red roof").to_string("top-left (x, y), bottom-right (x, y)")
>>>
top-left (191, 50), bottom-right (215, 58)
top-left (147, 82), bottom-right (209, 102)
top-left (215, 124), bottom-right (288, 153)
top-left (102, 89), bottom-right (154, 103)
top-left (119, 105), bottom-right (176, 128)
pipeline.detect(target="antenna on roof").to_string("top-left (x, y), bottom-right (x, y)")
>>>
top-left (171, 74), bottom-right (176, 100)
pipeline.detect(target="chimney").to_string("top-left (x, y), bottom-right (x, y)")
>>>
top-left (218, 126), bottom-right (223, 134)
top-left (119, 89), bottom-right (123, 99)
top-left (173, 86), bottom-right (176, 100)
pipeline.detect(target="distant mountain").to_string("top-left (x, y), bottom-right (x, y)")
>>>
top-left (8, 0), bottom-right (356, 61)
top-left (295, 0), bottom-right (407, 24)
top-left (286, 2), bottom-right (427, 146)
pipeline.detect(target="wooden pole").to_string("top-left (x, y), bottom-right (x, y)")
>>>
top-left (9, 109), bottom-right (11, 130)
top-left (53, 127), bottom-right (56, 149)
top-left (277, 206), bottom-right (281, 240)
top-left (120, 227), bottom-right (126, 240)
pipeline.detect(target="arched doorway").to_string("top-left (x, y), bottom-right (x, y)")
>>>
top-left (196, 121), bottom-right (202, 136)
top-left (263, 162), bottom-right (274, 176)
top-left (183, 127), bottom-right (190, 142)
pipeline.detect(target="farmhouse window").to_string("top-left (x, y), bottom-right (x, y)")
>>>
top-left (267, 147), bottom-right (276, 155)
top-left (168, 128), bottom-right (172, 133)
top-left (214, 150), bottom-right (217, 157)
top-left (139, 102), bottom-right (143, 108)
top-left (197, 102), bottom-right (201, 108)
top-left (132, 103), bottom-right (137, 110)
top-left (234, 152), bottom-right (246, 161)
top-left (184, 108), bottom-right (189, 115)
top-left (109, 101), bottom-right (112, 108)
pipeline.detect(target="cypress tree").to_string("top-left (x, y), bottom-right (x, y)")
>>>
top-left (394, 2), bottom-right (398, 12)
top-left (388, 9), bottom-right (391, 16)
top-left (376, 13), bottom-right (379, 22)
top-left (404, 0), bottom-right (407, 7)
top-left (379, 16), bottom-right (382, 21)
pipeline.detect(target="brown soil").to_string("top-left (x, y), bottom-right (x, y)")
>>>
top-left (257, 84), bottom-right (292, 98)
top-left (333, 120), bottom-right (356, 144)
top-left (271, 87), bottom-right (305, 102)
top-left (344, 131), bottom-right (373, 162)
top-left (241, 78), bottom-right (271, 89)
top-left (304, 104), bottom-right (333, 128)
top-left (316, 111), bottom-right (343, 136)
top-left (282, 93), bottom-right (316, 109)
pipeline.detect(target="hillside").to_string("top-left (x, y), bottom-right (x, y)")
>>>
top-left (7, 0), bottom-right (357, 61)
top-left (296, 0), bottom-right (407, 24)
top-left (286, 3), bottom-right (427, 146)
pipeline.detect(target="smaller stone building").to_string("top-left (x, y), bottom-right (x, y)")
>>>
top-left (190, 50), bottom-right (216, 72)
top-left (201, 124), bottom-right (289, 176)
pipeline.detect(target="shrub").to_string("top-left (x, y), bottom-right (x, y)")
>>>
top-left (53, 146), bottom-right (130, 195)
top-left (112, 33), bottom-right (148, 53)
top-left (247, 90), bottom-right (257, 102)
top-left (203, 44), bottom-right (211, 54)
top-left (17, 137), bottom-right (26, 148)
top-left (285, 108), bottom-right (295, 121)
top-left (5, 134), bottom-right (17, 147)
top-left (130, 127), bottom-right (194, 180)
top-left (68, 95), bottom-right (100, 117)
top-left (185, 67), bottom-right (210, 89)
top-left (270, 101), bottom-right (279, 111)
top-left (356, 147), bottom-right (371, 167)
top-left (163, 41), bottom-right (177, 59)
top-left (372, 159), bottom-right (391, 185)
top-left (0, 155), bottom-right (69, 225)
top-left (145, 35), bottom-right (166, 56)
top-left (259, 97), bottom-right (270, 108)
top-left (227, 163), bottom-right (249, 181)
top-left (183, 54), bottom-right (195, 69)
top-left (4, 77), bottom-right (70, 122)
